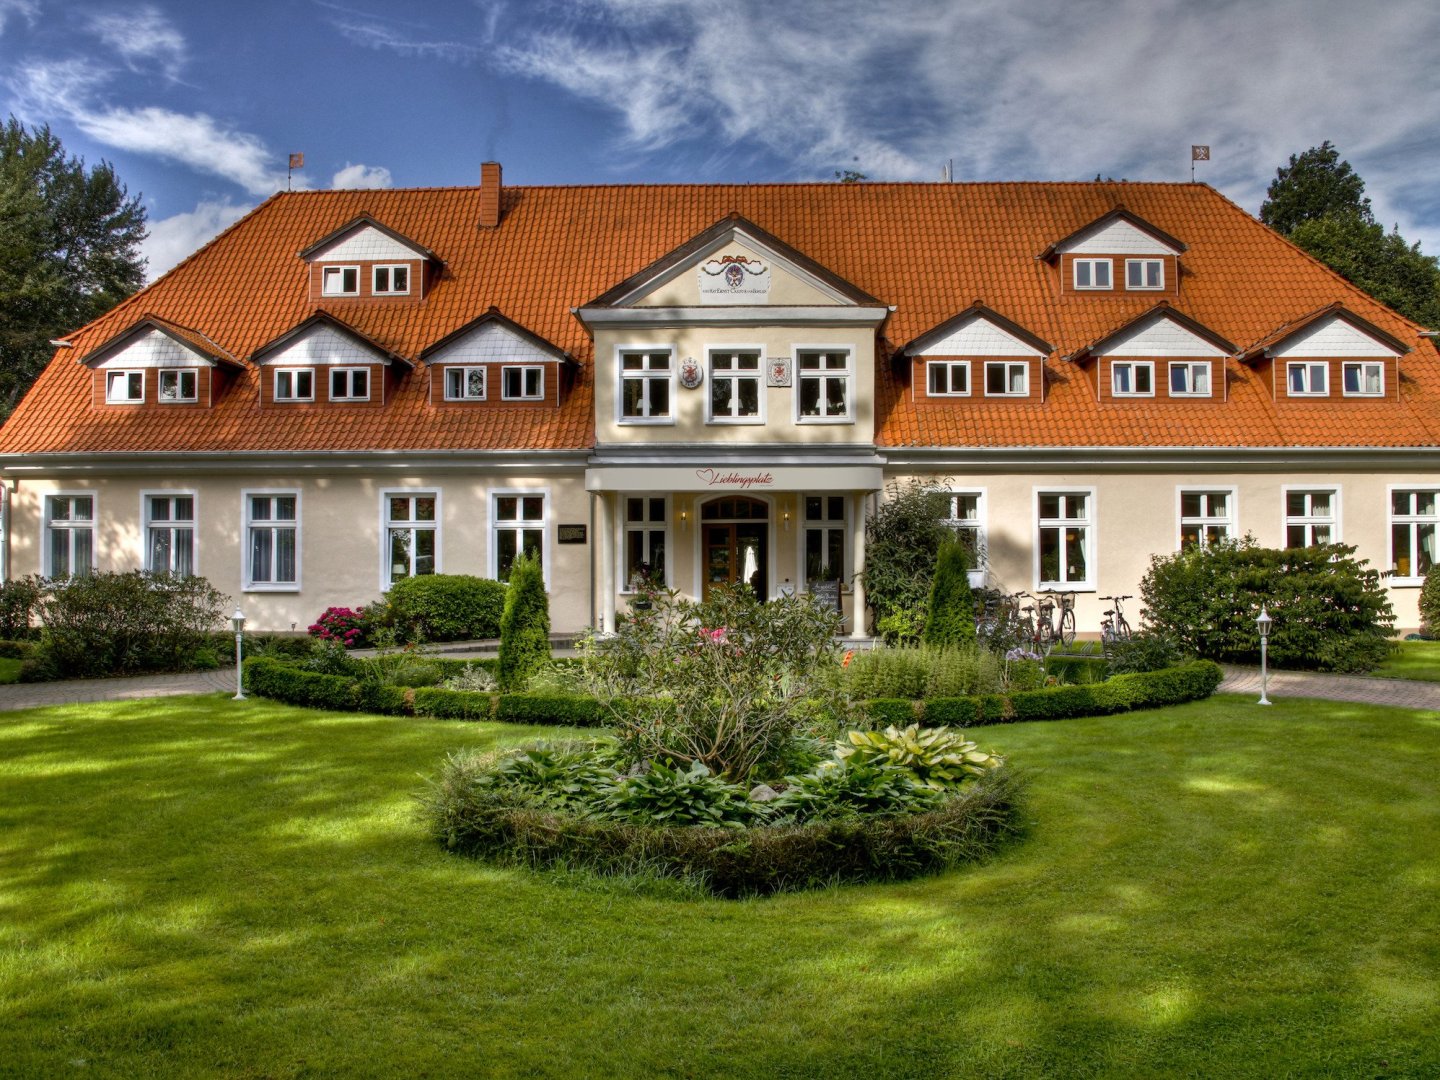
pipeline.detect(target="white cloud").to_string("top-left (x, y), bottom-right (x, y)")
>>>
top-left (0, 0), bottom-right (38, 36)
top-left (141, 198), bottom-right (252, 282)
top-left (331, 162), bottom-right (394, 189)
top-left (331, 17), bottom-right (481, 62)
top-left (87, 6), bottom-right (186, 79)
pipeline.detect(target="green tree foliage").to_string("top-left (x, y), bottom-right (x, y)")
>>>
top-left (1259, 141), bottom-right (1371, 234)
top-left (862, 479), bottom-right (956, 637)
top-left (497, 552), bottom-right (550, 691)
top-left (0, 117), bottom-right (147, 413)
top-left (922, 539), bottom-right (976, 649)
top-left (1418, 563), bottom-right (1440, 637)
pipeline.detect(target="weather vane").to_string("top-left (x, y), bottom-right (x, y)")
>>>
top-left (1191, 144), bottom-right (1210, 182)
top-left (287, 153), bottom-right (304, 191)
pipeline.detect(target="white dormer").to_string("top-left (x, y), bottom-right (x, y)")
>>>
top-left (298, 215), bottom-right (440, 302)
top-left (1267, 314), bottom-right (1405, 358)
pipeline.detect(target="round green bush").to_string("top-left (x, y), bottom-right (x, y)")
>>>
top-left (379, 575), bottom-right (507, 643)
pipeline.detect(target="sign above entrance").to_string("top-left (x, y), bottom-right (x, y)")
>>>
top-left (696, 468), bottom-right (772, 489)
top-left (697, 255), bottom-right (770, 304)
top-left (586, 464), bottom-right (883, 493)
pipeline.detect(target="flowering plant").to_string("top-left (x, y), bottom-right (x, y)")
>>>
top-left (307, 606), bottom-right (367, 648)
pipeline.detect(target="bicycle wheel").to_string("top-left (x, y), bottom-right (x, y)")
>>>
top-left (1059, 608), bottom-right (1076, 647)
top-left (1117, 614), bottom-right (1132, 641)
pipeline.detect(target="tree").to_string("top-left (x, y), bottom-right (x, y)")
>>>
top-left (0, 117), bottom-right (146, 413)
top-left (1259, 141), bottom-right (1372, 234)
top-left (922, 539), bottom-right (976, 649)
top-left (497, 552), bottom-right (550, 691)
top-left (862, 479), bottom-right (955, 640)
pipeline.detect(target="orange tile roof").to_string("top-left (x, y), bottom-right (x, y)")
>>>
top-left (2, 180), bottom-right (1437, 455)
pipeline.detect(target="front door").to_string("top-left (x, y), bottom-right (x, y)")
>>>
top-left (701, 497), bottom-right (768, 601)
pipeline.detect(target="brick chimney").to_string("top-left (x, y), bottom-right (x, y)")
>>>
top-left (480, 161), bottom-right (502, 228)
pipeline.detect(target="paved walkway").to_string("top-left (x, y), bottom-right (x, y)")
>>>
top-left (1, 660), bottom-right (1436, 714)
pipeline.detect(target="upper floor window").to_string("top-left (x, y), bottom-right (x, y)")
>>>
top-left (329, 367), bottom-right (370, 402)
top-left (146, 494), bottom-right (195, 576)
top-left (1342, 361), bottom-right (1383, 397)
top-left (1390, 489), bottom-right (1438, 582)
top-left (1073, 258), bottom-right (1112, 290)
top-left (158, 369), bottom-right (198, 403)
top-left (502, 365), bottom-right (544, 401)
top-left (1126, 259), bottom-right (1164, 290)
top-left (44, 494), bottom-right (95, 579)
top-left (444, 366), bottom-right (486, 401)
top-left (709, 350), bottom-right (761, 422)
top-left (1287, 361), bottom-right (1328, 396)
top-left (106, 370), bottom-right (143, 404)
top-left (1285, 490), bottom-right (1337, 548)
top-left (619, 349), bottom-right (672, 422)
top-left (321, 266), bottom-right (359, 296)
top-left (926, 361), bottom-right (970, 397)
top-left (797, 349), bottom-right (851, 421)
top-left (985, 361), bottom-right (1028, 397)
top-left (372, 265), bottom-right (410, 295)
top-left (1037, 491), bottom-right (1092, 588)
top-left (1112, 361), bottom-right (1154, 396)
top-left (274, 368), bottom-right (315, 402)
top-left (1169, 361), bottom-right (1211, 397)
top-left (1179, 489), bottom-right (1234, 549)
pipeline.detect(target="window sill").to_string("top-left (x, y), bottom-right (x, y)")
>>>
top-left (243, 584), bottom-right (301, 593)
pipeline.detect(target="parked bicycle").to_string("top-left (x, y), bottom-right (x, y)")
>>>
top-left (1100, 594), bottom-right (1133, 646)
top-left (1040, 590), bottom-right (1077, 647)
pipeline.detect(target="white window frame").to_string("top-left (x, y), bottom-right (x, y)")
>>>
top-left (801, 494), bottom-right (849, 592)
top-left (1111, 360), bottom-right (1155, 397)
top-left (707, 347), bottom-right (765, 424)
top-left (328, 366), bottom-right (371, 402)
top-left (926, 361), bottom-right (971, 397)
top-left (380, 489), bottom-right (441, 591)
top-left (105, 369), bottom-right (144, 404)
top-left (1282, 487), bottom-right (1341, 549)
top-left (794, 347), bottom-right (853, 423)
top-left (1177, 487), bottom-right (1237, 550)
top-left (1168, 361), bottom-right (1212, 398)
top-left (984, 361), bottom-right (1029, 397)
top-left (942, 490), bottom-right (987, 577)
top-left (321, 265), bottom-right (359, 296)
top-left (491, 489), bottom-right (550, 586)
top-left (1341, 361), bottom-right (1385, 397)
top-left (502, 365), bottom-right (544, 402)
top-left (242, 489), bottom-right (301, 592)
top-left (1388, 486), bottom-right (1440, 584)
top-left (617, 346), bottom-right (675, 424)
top-left (443, 366), bottom-right (487, 401)
top-left (157, 368), bottom-right (199, 404)
top-left (621, 495), bottom-right (669, 592)
top-left (1287, 361), bottom-right (1328, 397)
top-left (371, 264), bottom-right (411, 296)
top-left (1034, 488), bottom-right (1095, 591)
top-left (43, 491), bottom-right (97, 579)
top-left (273, 368), bottom-right (315, 402)
top-left (1072, 258), bottom-right (1112, 290)
top-left (1125, 258), bottom-right (1164, 290)
top-left (141, 491), bottom-right (198, 577)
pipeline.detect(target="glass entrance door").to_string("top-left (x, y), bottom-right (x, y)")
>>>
top-left (700, 497), bottom-right (768, 601)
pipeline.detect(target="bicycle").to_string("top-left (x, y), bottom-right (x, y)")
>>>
top-left (1040, 590), bottom-right (1077, 647)
top-left (1100, 594), bottom-right (1133, 646)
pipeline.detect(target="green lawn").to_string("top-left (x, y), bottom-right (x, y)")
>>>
top-left (0, 657), bottom-right (23, 684)
top-left (1372, 639), bottom-right (1440, 682)
top-left (2, 695), bottom-right (1437, 1078)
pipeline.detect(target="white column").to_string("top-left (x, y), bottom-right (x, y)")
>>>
top-left (849, 491), bottom-right (868, 640)
top-left (598, 492), bottom-right (616, 634)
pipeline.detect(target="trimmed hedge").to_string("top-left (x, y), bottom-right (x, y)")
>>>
top-left (496, 694), bottom-right (604, 727)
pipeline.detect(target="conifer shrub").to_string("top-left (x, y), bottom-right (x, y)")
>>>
top-left (923, 539), bottom-right (976, 649)
top-left (497, 553), bottom-right (551, 691)
top-left (862, 478), bottom-right (956, 639)
top-left (1419, 563), bottom-right (1440, 638)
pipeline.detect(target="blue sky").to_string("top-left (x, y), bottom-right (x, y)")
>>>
top-left (5, 0), bottom-right (1440, 281)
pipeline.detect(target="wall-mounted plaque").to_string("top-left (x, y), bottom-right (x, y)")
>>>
top-left (679, 356), bottom-right (703, 389)
top-left (697, 255), bottom-right (771, 303)
top-left (557, 524), bottom-right (587, 544)
top-left (766, 357), bottom-right (791, 387)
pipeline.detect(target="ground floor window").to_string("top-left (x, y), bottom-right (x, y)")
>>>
top-left (1390, 489), bottom-right (1438, 582)
top-left (624, 497), bottom-right (667, 589)
top-left (385, 492), bottom-right (437, 586)
top-left (804, 495), bottom-right (846, 588)
top-left (1179, 489), bottom-right (1234, 549)
top-left (942, 491), bottom-right (985, 566)
top-left (1285, 490), bottom-right (1337, 548)
top-left (1037, 491), bottom-right (1091, 588)
top-left (494, 493), bottom-right (545, 581)
top-left (45, 494), bottom-right (95, 578)
top-left (145, 494), bottom-right (195, 576)
top-left (245, 492), bottom-right (299, 589)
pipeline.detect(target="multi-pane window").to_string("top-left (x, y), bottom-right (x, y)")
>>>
top-left (372, 265), bottom-right (410, 295)
top-left (926, 361), bottom-right (970, 397)
top-left (1073, 259), bottom-right (1112, 289)
top-left (985, 361), bottom-right (1028, 396)
top-left (1125, 259), bottom-right (1164, 289)
top-left (1390, 489), bottom-right (1438, 581)
top-left (1037, 492), bottom-right (1091, 587)
top-left (804, 496), bottom-right (846, 588)
top-left (943, 492), bottom-right (985, 566)
top-left (624, 497), bottom-right (667, 589)
top-left (797, 350), bottom-right (851, 420)
top-left (1179, 490), bottom-right (1233, 549)
top-left (619, 350), bottom-right (672, 421)
top-left (329, 367), bottom-right (370, 401)
top-left (273, 369), bottom-right (314, 401)
top-left (246, 493), bottom-right (299, 588)
top-left (106, 370), bottom-right (144, 403)
top-left (321, 266), bottom-right (359, 296)
top-left (1169, 361), bottom-right (1211, 397)
top-left (44, 494), bottom-right (95, 579)
top-left (1342, 361), bottom-right (1384, 397)
top-left (158, 369), bottom-right (198, 403)
top-left (494, 494), bottom-right (545, 581)
top-left (1112, 361), bottom-right (1154, 396)
top-left (502, 365), bottom-right (544, 401)
top-left (444, 366), bottom-right (486, 401)
top-left (385, 493), bottom-right (437, 586)
top-left (146, 495), bottom-right (195, 576)
top-left (1287, 361), bottom-right (1328, 396)
top-left (1285, 490), bottom-right (1337, 548)
top-left (709, 350), bottom-right (761, 421)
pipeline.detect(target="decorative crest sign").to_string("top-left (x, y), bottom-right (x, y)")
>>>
top-left (697, 254), bottom-right (770, 303)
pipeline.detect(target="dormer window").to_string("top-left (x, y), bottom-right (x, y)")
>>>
top-left (926, 361), bottom-right (970, 397)
top-left (158, 369), bottom-right (198, 403)
top-left (985, 361), bottom-right (1028, 396)
top-left (502, 365), bottom-right (543, 401)
top-left (1126, 259), bottom-right (1164, 290)
top-left (1073, 259), bottom-right (1112, 290)
top-left (1287, 361), bottom-right (1328, 396)
top-left (329, 368), bottom-right (370, 402)
top-left (1169, 361), bottom-right (1211, 397)
top-left (274, 369), bottom-right (315, 402)
top-left (1342, 361), bottom-right (1383, 396)
top-left (106, 370), bottom-right (144, 403)
top-left (372, 265), bottom-right (410, 295)
top-left (444, 367), bottom-right (486, 401)
top-left (322, 266), bottom-right (360, 296)
top-left (1111, 361), bottom-right (1154, 396)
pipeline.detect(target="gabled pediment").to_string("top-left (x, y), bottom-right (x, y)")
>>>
top-left (79, 315), bottom-right (243, 369)
top-left (297, 214), bottom-right (441, 265)
top-left (1240, 304), bottom-right (1409, 361)
top-left (421, 308), bottom-right (569, 366)
top-left (251, 313), bottom-right (413, 367)
top-left (1066, 304), bottom-right (1235, 361)
top-left (1040, 207), bottom-right (1186, 260)
top-left (900, 303), bottom-right (1052, 358)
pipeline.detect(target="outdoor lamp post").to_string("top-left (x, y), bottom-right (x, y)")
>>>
top-left (231, 607), bottom-right (247, 701)
top-left (1256, 605), bottom-right (1272, 705)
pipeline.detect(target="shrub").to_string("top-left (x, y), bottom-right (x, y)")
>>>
top-left (837, 724), bottom-right (1005, 788)
top-left (1420, 563), bottom-right (1440, 636)
top-left (1140, 539), bottom-right (1393, 672)
top-left (244, 657), bottom-right (364, 712)
top-left (307, 606), bottom-right (367, 648)
top-left (497, 552), bottom-right (550, 691)
top-left (0, 639), bottom-right (36, 660)
top-left (441, 662), bottom-right (496, 693)
top-left (601, 761), bottom-right (757, 829)
top-left (769, 759), bottom-right (942, 821)
top-left (843, 644), bottom-right (1005, 700)
top-left (495, 694), bottom-right (604, 727)
top-left (1043, 654), bottom-right (1110, 684)
top-left (379, 574), bottom-right (507, 643)
top-left (412, 686), bottom-right (495, 721)
top-left (0, 576), bottom-right (41, 639)
top-left (923, 540), bottom-right (976, 649)
top-left (1104, 630), bottom-right (1186, 675)
top-left (862, 478), bottom-right (957, 634)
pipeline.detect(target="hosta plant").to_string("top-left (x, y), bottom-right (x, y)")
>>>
top-left (600, 760), bottom-right (757, 829)
top-left (769, 759), bottom-right (941, 822)
top-left (480, 742), bottom-right (619, 813)
top-left (838, 724), bottom-right (1004, 789)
